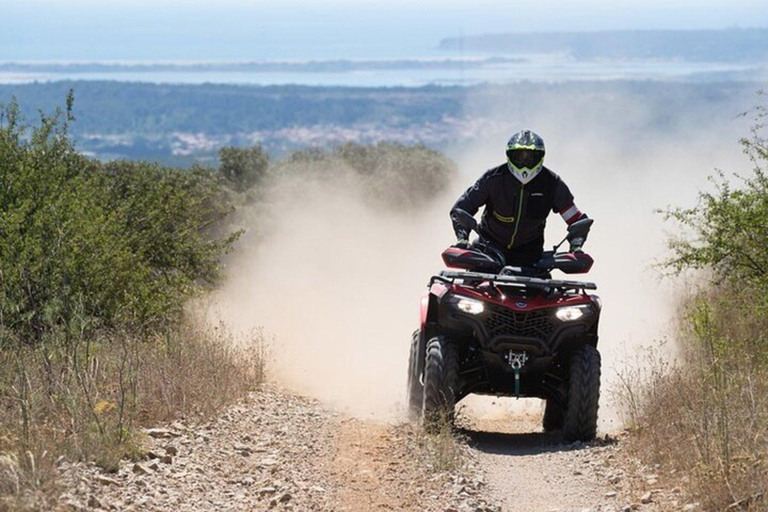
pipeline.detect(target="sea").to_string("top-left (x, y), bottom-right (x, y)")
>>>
top-left (0, 54), bottom-right (762, 87)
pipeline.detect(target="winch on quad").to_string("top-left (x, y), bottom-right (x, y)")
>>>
top-left (406, 210), bottom-right (601, 442)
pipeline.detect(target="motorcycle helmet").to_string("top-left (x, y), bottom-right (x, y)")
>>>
top-left (506, 130), bottom-right (545, 184)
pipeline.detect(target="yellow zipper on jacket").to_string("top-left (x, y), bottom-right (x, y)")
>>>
top-left (507, 184), bottom-right (525, 249)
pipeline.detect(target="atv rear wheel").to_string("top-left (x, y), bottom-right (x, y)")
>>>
top-left (562, 345), bottom-right (601, 442)
top-left (406, 330), bottom-right (424, 419)
top-left (422, 336), bottom-right (459, 432)
top-left (542, 399), bottom-right (564, 432)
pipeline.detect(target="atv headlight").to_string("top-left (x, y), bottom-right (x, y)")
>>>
top-left (555, 305), bottom-right (590, 322)
top-left (452, 296), bottom-right (485, 315)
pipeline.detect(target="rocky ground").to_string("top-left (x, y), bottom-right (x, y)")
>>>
top-left (459, 412), bottom-right (702, 512)
top-left (51, 387), bottom-right (495, 512)
top-left (43, 387), bottom-right (702, 512)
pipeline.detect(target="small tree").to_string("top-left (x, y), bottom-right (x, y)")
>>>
top-left (217, 145), bottom-right (269, 192)
top-left (662, 94), bottom-right (768, 286)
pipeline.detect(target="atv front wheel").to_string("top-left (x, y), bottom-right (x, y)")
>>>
top-left (562, 345), bottom-right (601, 442)
top-left (542, 399), bottom-right (564, 432)
top-left (422, 336), bottom-right (458, 432)
top-left (406, 330), bottom-right (424, 419)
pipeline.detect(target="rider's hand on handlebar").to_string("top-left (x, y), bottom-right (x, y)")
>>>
top-left (454, 239), bottom-right (470, 249)
top-left (569, 238), bottom-right (585, 253)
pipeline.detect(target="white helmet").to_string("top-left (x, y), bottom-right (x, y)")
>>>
top-left (506, 130), bottom-right (545, 184)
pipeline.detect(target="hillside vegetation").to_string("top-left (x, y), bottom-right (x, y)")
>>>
top-left (0, 95), bottom-right (457, 509)
top-left (0, 95), bottom-right (263, 510)
top-left (619, 97), bottom-right (768, 510)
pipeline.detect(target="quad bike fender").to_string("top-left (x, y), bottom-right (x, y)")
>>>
top-left (421, 282), bottom-right (449, 331)
top-left (419, 292), bottom-right (430, 332)
top-left (416, 282), bottom-right (451, 378)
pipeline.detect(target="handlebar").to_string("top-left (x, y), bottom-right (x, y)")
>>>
top-left (432, 270), bottom-right (597, 291)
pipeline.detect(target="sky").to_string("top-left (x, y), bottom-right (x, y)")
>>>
top-left (2, 0), bottom-right (768, 61)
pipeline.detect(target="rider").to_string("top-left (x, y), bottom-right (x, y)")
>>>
top-left (450, 130), bottom-right (588, 267)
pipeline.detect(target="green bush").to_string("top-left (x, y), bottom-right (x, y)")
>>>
top-left (218, 144), bottom-right (269, 192)
top-left (623, 95), bottom-right (768, 510)
top-left (662, 98), bottom-right (768, 286)
top-left (275, 142), bottom-right (456, 210)
top-left (0, 96), bottom-right (238, 341)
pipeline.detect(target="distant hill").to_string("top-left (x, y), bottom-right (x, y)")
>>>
top-left (440, 28), bottom-right (768, 63)
top-left (0, 80), bottom-right (759, 162)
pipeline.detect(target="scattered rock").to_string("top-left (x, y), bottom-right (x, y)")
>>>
top-left (170, 421), bottom-right (187, 432)
top-left (53, 388), bottom-right (501, 512)
top-left (132, 463), bottom-right (151, 476)
top-left (94, 475), bottom-right (121, 487)
top-left (145, 428), bottom-right (180, 439)
top-left (641, 492), bottom-right (653, 504)
top-left (87, 495), bottom-right (103, 509)
top-left (605, 491), bottom-right (617, 498)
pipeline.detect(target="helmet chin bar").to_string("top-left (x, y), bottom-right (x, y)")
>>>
top-left (508, 161), bottom-right (543, 184)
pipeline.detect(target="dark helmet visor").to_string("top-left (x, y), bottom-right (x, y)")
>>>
top-left (507, 149), bottom-right (544, 169)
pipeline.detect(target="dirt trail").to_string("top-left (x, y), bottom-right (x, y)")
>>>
top-left (460, 413), bottom-right (625, 512)
top-left (52, 388), bottom-right (490, 511)
top-left (327, 419), bottom-right (468, 511)
top-left (52, 386), bottom-right (684, 512)
top-left (329, 420), bottom-right (418, 511)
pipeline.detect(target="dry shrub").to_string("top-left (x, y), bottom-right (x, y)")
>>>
top-left (0, 455), bottom-right (19, 497)
top-left (135, 319), bottom-right (266, 426)
top-left (617, 287), bottom-right (768, 511)
top-left (0, 318), bottom-right (264, 506)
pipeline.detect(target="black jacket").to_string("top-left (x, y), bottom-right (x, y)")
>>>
top-left (451, 164), bottom-right (577, 257)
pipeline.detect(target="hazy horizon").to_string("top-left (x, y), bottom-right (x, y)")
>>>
top-left (3, 0), bottom-right (768, 61)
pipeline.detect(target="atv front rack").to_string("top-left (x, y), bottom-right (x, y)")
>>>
top-left (432, 270), bottom-right (597, 292)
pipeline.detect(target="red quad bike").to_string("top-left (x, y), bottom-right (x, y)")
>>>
top-left (407, 209), bottom-right (601, 442)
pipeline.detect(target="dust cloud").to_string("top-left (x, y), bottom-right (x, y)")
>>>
top-left (215, 165), bottom-right (454, 420)
top-left (452, 84), bottom-right (755, 429)
top-left (215, 83), bottom-right (756, 429)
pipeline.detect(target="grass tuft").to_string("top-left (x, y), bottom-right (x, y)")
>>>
top-left (0, 317), bottom-right (264, 506)
top-left (615, 287), bottom-right (768, 511)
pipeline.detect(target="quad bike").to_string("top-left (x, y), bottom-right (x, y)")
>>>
top-left (407, 210), bottom-right (601, 442)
